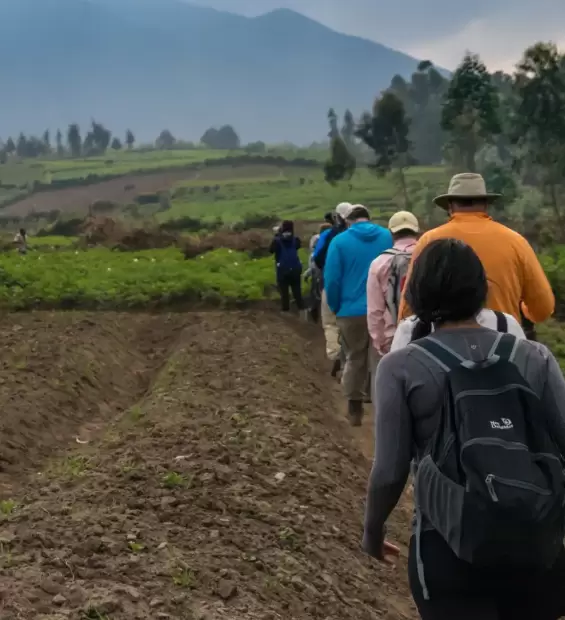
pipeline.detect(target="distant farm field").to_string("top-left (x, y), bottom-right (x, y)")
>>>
top-left (0, 152), bottom-right (448, 227)
top-left (156, 166), bottom-right (447, 225)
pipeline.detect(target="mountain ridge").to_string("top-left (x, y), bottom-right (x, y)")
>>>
top-left (0, 0), bottom-right (438, 144)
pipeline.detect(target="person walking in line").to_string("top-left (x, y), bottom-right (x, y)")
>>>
top-left (269, 220), bottom-right (305, 313)
top-left (398, 173), bottom-right (554, 327)
top-left (312, 202), bottom-right (353, 374)
top-left (367, 211), bottom-right (420, 365)
top-left (305, 221), bottom-right (332, 323)
top-left (364, 238), bottom-right (565, 620)
top-left (324, 205), bottom-right (393, 425)
top-left (391, 305), bottom-right (526, 350)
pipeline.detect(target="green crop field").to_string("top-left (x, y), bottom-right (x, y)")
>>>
top-left (0, 146), bottom-right (326, 189)
top-left (41, 148), bottom-right (233, 181)
top-left (155, 166), bottom-right (448, 225)
top-left (0, 239), bottom-right (561, 315)
top-left (0, 246), bottom-right (311, 310)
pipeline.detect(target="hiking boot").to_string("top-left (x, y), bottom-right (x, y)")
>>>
top-left (347, 400), bottom-right (363, 426)
top-left (330, 358), bottom-right (341, 377)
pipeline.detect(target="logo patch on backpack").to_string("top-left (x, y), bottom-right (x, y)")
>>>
top-left (411, 333), bottom-right (565, 571)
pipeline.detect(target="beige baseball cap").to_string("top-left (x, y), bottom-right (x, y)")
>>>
top-left (335, 202), bottom-right (353, 219)
top-left (388, 211), bottom-right (420, 234)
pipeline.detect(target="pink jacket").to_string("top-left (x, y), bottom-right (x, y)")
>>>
top-left (367, 237), bottom-right (417, 356)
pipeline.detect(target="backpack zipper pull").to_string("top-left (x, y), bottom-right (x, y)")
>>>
top-left (485, 474), bottom-right (499, 502)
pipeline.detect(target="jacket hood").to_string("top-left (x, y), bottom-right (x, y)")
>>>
top-left (347, 221), bottom-right (386, 242)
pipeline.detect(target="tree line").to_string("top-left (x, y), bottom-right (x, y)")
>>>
top-left (0, 122), bottom-right (244, 161)
top-left (325, 42), bottom-right (565, 222)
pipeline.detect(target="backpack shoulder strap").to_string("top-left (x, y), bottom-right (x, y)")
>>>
top-left (410, 337), bottom-right (465, 372)
top-left (490, 332), bottom-right (518, 362)
top-left (494, 311), bottom-right (508, 333)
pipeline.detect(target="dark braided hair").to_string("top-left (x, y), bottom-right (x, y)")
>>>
top-left (405, 238), bottom-right (488, 340)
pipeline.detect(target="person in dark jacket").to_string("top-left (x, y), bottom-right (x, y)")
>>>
top-left (269, 220), bottom-right (305, 312)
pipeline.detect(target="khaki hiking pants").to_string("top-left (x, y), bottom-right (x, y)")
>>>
top-left (321, 290), bottom-right (340, 361)
top-left (337, 315), bottom-right (371, 402)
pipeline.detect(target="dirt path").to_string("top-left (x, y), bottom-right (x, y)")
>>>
top-left (0, 311), bottom-right (416, 619)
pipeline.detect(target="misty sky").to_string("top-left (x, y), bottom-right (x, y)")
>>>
top-left (191, 0), bottom-right (565, 71)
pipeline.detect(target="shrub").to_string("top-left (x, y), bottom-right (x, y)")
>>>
top-left (232, 213), bottom-right (279, 232)
top-left (135, 193), bottom-right (160, 205)
top-left (37, 217), bottom-right (84, 237)
top-left (158, 191), bottom-right (172, 212)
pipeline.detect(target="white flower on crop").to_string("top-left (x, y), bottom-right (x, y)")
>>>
top-left (151, 258), bottom-right (156, 262)
top-left (228, 249), bottom-right (233, 254)
top-left (107, 267), bottom-right (112, 272)
top-left (75, 251), bottom-right (79, 255)
top-left (133, 258), bottom-right (139, 262)
top-left (233, 262), bottom-right (239, 266)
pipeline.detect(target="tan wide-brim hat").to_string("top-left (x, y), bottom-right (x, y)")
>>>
top-left (434, 173), bottom-right (501, 210)
top-left (389, 210), bottom-right (419, 234)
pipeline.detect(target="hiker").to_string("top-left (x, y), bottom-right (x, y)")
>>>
top-left (304, 221), bottom-right (333, 323)
top-left (13, 228), bottom-right (27, 255)
top-left (392, 301), bottom-right (527, 349)
top-left (324, 205), bottom-right (393, 425)
top-left (269, 220), bottom-right (305, 313)
top-left (367, 211), bottom-right (419, 362)
top-left (312, 202), bottom-right (352, 374)
top-left (398, 173), bottom-right (554, 330)
top-left (364, 238), bottom-right (565, 620)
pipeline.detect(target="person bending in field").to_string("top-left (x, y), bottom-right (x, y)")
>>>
top-left (269, 220), bottom-right (305, 313)
top-left (14, 228), bottom-right (27, 255)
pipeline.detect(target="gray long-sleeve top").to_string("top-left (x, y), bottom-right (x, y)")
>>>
top-left (363, 327), bottom-right (565, 558)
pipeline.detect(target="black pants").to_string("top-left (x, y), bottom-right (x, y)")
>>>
top-left (277, 270), bottom-right (304, 312)
top-left (409, 531), bottom-right (565, 620)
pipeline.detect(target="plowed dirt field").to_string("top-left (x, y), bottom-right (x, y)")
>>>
top-left (0, 310), bottom-right (415, 620)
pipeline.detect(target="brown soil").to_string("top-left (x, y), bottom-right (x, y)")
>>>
top-left (0, 311), bottom-right (186, 495)
top-left (2, 169), bottom-right (202, 217)
top-left (0, 310), bottom-right (416, 619)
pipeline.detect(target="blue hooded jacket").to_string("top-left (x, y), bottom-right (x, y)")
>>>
top-left (324, 221), bottom-right (393, 317)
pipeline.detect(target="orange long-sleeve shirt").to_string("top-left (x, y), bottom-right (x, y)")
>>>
top-left (398, 212), bottom-right (555, 323)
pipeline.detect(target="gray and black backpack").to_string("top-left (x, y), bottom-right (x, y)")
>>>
top-left (412, 333), bottom-right (565, 576)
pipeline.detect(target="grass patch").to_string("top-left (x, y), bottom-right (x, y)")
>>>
top-left (162, 472), bottom-right (186, 488)
top-left (128, 541), bottom-right (145, 553)
top-left (127, 405), bottom-right (145, 422)
top-left (172, 567), bottom-right (197, 589)
top-left (81, 608), bottom-right (111, 620)
top-left (49, 455), bottom-right (91, 479)
top-left (0, 499), bottom-right (17, 516)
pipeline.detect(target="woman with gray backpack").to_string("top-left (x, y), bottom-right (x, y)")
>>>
top-left (367, 210), bottom-right (420, 360)
top-left (363, 238), bottom-right (565, 619)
